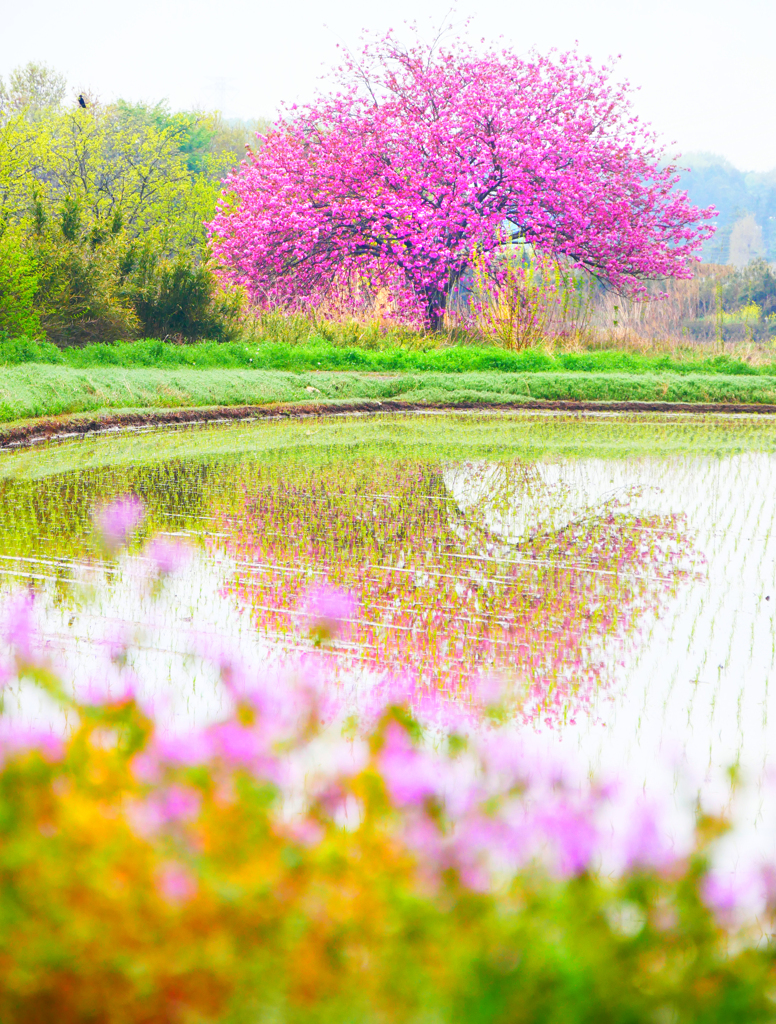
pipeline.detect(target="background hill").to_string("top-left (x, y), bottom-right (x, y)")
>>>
top-left (679, 153), bottom-right (776, 266)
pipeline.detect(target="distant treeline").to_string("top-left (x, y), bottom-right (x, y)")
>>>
top-left (679, 153), bottom-right (776, 266)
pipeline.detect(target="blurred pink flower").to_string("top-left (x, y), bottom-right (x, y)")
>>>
top-left (155, 861), bottom-right (197, 904)
top-left (284, 817), bottom-right (325, 847)
top-left (0, 722), bottom-right (64, 767)
top-left (301, 583), bottom-right (357, 641)
top-left (2, 591), bottom-right (36, 664)
top-left (699, 869), bottom-right (762, 924)
top-left (702, 871), bottom-right (740, 914)
top-left (95, 496), bottom-right (145, 551)
top-left (621, 798), bottom-right (672, 872)
top-left (379, 722), bottom-right (441, 808)
top-left (130, 784), bottom-right (201, 838)
top-left (210, 720), bottom-right (284, 783)
top-left (539, 800), bottom-right (599, 877)
top-left (145, 537), bottom-right (191, 576)
top-left (132, 732), bottom-right (215, 784)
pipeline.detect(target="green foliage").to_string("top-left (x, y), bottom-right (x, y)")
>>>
top-left (0, 230), bottom-right (41, 338)
top-left (0, 69), bottom-right (249, 346)
top-left (0, 334), bottom-right (63, 365)
top-left (2, 364), bottom-right (776, 425)
top-left (1, 334), bottom-right (775, 376)
top-left (126, 248), bottom-right (243, 342)
top-left (114, 101), bottom-right (260, 178)
top-left (10, 104), bottom-right (225, 254)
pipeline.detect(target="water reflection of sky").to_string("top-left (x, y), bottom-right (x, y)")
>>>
top-left (2, 425), bottom-right (776, 863)
top-left (448, 452), bottom-right (776, 793)
top-left (556, 453), bottom-right (776, 862)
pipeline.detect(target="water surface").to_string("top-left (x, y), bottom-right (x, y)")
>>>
top-left (2, 411), bottom-right (776, 847)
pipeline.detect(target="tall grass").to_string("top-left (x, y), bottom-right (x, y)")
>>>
top-left (1, 333), bottom-right (775, 376)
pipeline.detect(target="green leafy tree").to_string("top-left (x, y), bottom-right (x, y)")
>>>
top-left (721, 257), bottom-right (776, 318)
top-left (22, 105), bottom-right (224, 253)
top-left (0, 228), bottom-right (41, 337)
top-left (0, 61), bottom-right (66, 121)
top-left (0, 79), bottom-right (245, 344)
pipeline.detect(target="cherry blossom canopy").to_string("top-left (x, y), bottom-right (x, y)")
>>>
top-left (208, 32), bottom-right (716, 328)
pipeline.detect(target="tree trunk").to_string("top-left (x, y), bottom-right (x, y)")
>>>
top-left (424, 286), bottom-right (448, 332)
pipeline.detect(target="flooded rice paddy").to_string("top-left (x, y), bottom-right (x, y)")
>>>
top-left (2, 410), bottom-right (776, 851)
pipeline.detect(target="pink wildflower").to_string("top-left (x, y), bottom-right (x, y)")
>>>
top-left (80, 671), bottom-right (137, 707)
top-left (145, 537), bottom-right (191, 576)
top-left (130, 784), bottom-right (201, 838)
top-left (701, 871), bottom-right (741, 915)
top-left (379, 722), bottom-right (441, 808)
top-left (699, 868), bottom-right (764, 926)
top-left (155, 861), bottom-right (198, 904)
top-left (0, 722), bottom-right (64, 767)
top-left (95, 496), bottom-right (144, 552)
top-left (539, 800), bottom-right (599, 876)
top-left (301, 584), bottom-right (357, 642)
top-left (2, 591), bottom-right (36, 664)
top-left (283, 817), bottom-right (325, 847)
top-left (621, 798), bottom-right (672, 871)
top-left (210, 720), bottom-right (284, 783)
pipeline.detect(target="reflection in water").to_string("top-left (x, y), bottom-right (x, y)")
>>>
top-left (216, 457), bottom-right (698, 726)
top-left (1, 414), bottom-right (776, 838)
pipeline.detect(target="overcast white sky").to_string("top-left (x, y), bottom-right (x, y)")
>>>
top-left (2, 0), bottom-right (774, 172)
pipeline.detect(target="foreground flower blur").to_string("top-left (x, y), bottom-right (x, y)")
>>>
top-left (0, 509), bottom-right (774, 1023)
top-left (94, 494), bottom-right (145, 553)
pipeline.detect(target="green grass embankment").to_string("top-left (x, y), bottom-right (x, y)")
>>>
top-left (3, 365), bottom-right (776, 424)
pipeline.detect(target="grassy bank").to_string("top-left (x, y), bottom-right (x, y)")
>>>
top-left (3, 335), bottom-right (776, 376)
top-left (3, 365), bottom-right (776, 424)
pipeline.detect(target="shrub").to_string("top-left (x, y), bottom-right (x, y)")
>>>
top-left (0, 229), bottom-right (41, 338)
top-left (33, 234), bottom-right (140, 346)
top-left (126, 247), bottom-right (243, 342)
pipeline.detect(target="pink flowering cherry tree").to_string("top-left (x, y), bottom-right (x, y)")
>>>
top-left (208, 29), bottom-right (716, 330)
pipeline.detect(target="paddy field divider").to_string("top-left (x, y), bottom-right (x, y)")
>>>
top-left (4, 364), bottom-right (776, 444)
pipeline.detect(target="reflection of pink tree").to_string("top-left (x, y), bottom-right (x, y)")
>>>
top-left (214, 459), bottom-right (699, 726)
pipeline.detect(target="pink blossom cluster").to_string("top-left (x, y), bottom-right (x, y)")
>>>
top-left (0, 500), bottom-right (761, 921)
top-left (208, 31), bottom-right (716, 328)
top-left (94, 495), bottom-right (144, 552)
top-left (125, 655), bottom-right (680, 890)
top-left (0, 574), bottom-right (772, 922)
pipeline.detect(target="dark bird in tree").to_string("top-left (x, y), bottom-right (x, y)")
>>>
top-left (78, 94), bottom-right (87, 108)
